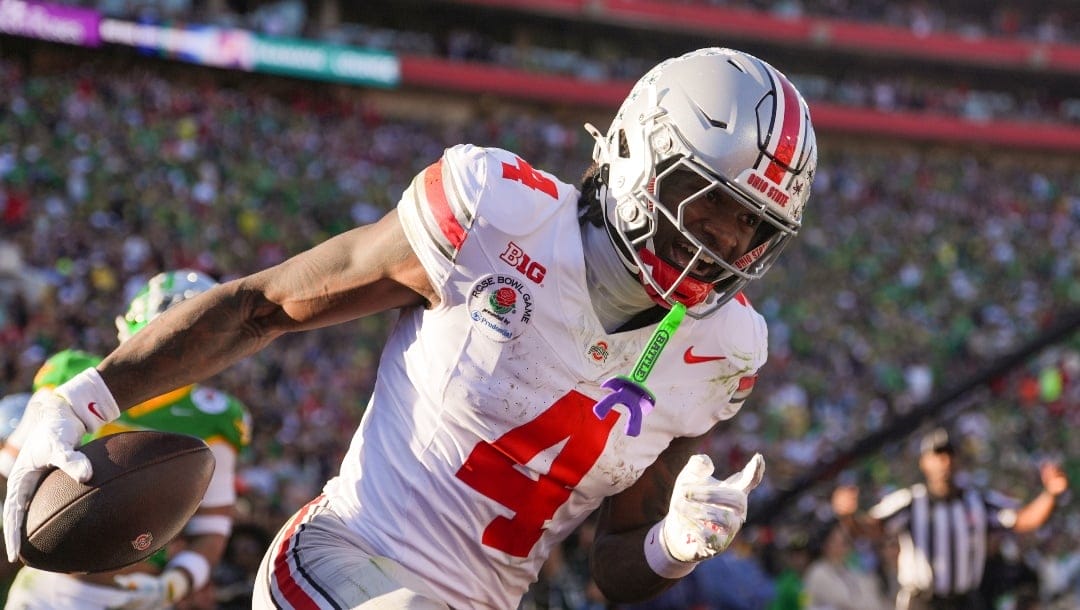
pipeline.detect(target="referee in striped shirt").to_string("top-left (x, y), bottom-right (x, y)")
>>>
top-left (832, 428), bottom-right (1069, 610)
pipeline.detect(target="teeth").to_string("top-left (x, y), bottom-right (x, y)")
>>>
top-left (678, 242), bottom-right (716, 266)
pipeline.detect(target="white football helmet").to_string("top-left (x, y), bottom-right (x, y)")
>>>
top-left (587, 47), bottom-right (817, 318)
top-left (116, 269), bottom-right (218, 342)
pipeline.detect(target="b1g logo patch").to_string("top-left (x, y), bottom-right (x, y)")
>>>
top-left (468, 274), bottom-right (533, 342)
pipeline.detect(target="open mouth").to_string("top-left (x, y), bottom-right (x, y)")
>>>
top-left (668, 237), bottom-right (722, 280)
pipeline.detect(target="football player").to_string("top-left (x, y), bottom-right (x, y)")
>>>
top-left (2, 271), bottom-right (251, 609)
top-left (5, 48), bottom-right (816, 608)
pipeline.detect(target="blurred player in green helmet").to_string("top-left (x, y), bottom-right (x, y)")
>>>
top-left (115, 269), bottom-right (220, 343)
top-left (1, 270), bottom-right (251, 609)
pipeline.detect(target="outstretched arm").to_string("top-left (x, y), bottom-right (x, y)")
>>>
top-left (1012, 462), bottom-right (1069, 534)
top-left (101, 209), bottom-right (434, 410)
top-left (831, 484), bottom-right (885, 541)
top-left (3, 210), bottom-right (434, 561)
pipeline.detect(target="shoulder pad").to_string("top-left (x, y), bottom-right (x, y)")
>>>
top-left (444, 145), bottom-right (575, 237)
top-left (709, 295), bottom-right (768, 370)
top-left (191, 386), bottom-right (251, 450)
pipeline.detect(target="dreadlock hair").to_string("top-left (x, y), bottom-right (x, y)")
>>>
top-left (578, 162), bottom-right (606, 228)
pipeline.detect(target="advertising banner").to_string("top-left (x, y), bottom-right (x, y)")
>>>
top-left (99, 19), bottom-right (255, 69)
top-left (0, 0), bottom-right (102, 47)
top-left (252, 36), bottom-right (400, 88)
top-left (97, 21), bottom-right (400, 88)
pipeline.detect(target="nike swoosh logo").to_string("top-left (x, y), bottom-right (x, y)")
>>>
top-left (683, 347), bottom-right (726, 364)
top-left (87, 401), bottom-right (106, 421)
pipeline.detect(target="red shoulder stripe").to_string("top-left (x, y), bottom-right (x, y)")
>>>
top-left (423, 159), bottom-right (466, 250)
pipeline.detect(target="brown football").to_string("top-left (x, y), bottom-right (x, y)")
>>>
top-left (19, 430), bottom-right (215, 573)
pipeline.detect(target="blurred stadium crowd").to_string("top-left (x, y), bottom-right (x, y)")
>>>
top-left (1, 0), bottom-right (1079, 608)
top-left (60, 0), bottom-right (1079, 43)
top-left (49, 0), bottom-right (1080, 126)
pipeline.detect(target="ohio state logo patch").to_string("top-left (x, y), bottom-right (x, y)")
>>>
top-left (587, 340), bottom-right (610, 364)
top-left (468, 274), bottom-right (533, 342)
top-left (131, 532), bottom-right (154, 551)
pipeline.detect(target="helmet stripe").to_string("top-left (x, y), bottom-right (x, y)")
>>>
top-left (763, 69), bottom-right (804, 186)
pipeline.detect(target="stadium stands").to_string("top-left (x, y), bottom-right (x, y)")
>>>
top-left (1, 1), bottom-right (1077, 606)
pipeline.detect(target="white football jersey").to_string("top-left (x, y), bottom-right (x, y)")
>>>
top-left (325, 144), bottom-right (768, 608)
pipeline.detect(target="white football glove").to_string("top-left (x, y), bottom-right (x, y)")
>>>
top-left (3, 369), bottom-right (119, 562)
top-left (115, 568), bottom-right (191, 609)
top-left (650, 453), bottom-right (764, 571)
